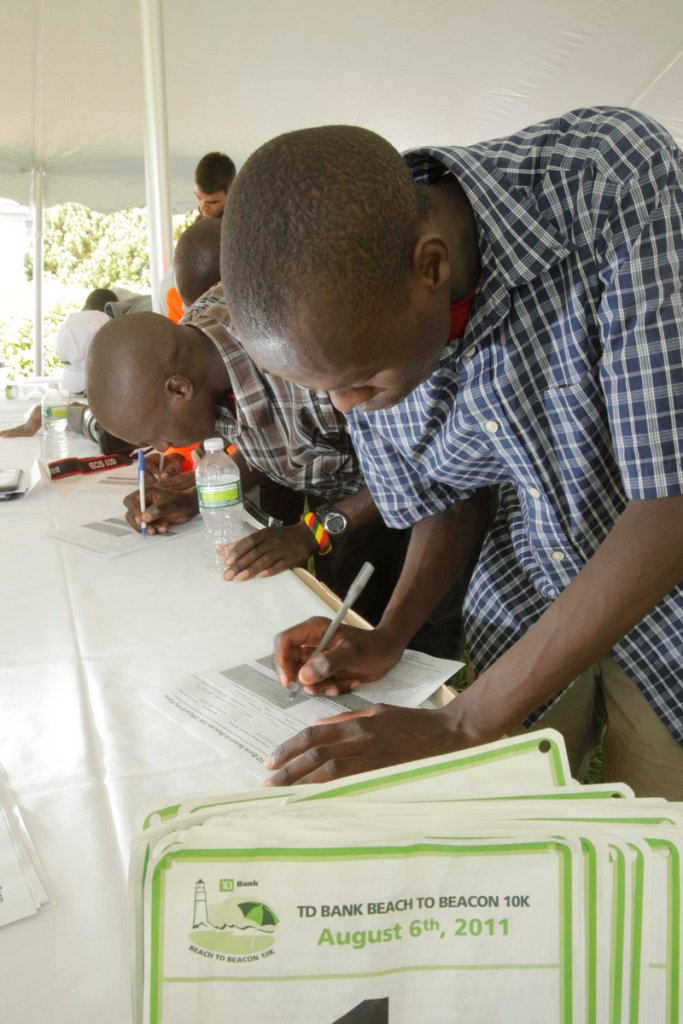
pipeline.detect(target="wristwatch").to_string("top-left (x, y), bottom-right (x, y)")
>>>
top-left (319, 506), bottom-right (349, 538)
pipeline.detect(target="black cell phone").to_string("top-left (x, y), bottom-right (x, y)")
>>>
top-left (0, 468), bottom-right (24, 499)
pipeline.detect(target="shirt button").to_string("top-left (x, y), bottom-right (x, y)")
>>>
top-left (484, 420), bottom-right (499, 434)
top-left (551, 550), bottom-right (565, 562)
top-left (527, 487), bottom-right (541, 499)
top-left (463, 345), bottom-right (477, 359)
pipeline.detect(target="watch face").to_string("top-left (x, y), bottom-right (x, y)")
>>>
top-left (322, 509), bottom-right (347, 536)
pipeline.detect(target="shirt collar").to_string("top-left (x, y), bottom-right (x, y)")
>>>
top-left (403, 147), bottom-right (576, 288)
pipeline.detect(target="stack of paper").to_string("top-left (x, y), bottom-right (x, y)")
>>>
top-left (0, 766), bottom-right (51, 928)
top-left (130, 730), bottom-right (683, 1023)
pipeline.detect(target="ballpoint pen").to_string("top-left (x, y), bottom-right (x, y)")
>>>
top-left (288, 561), bottom-right (374, 699)
top-left (138, 448), bottom-right (147, 535)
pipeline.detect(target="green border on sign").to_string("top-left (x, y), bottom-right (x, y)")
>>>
top-left (297, 737), bottom-right (568, 802)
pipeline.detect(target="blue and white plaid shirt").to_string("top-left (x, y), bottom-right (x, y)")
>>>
top-left (347, 107), bottom-right (683, 740)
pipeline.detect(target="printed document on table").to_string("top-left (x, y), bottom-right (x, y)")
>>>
top-left (0, 808), bottom-right (38, 928)
top-left (149, 652), bottom-right (461, 778)
top-left (0, 765), bottom-right (51, 928)
top-left (49, 516), bottom-right (198, 556)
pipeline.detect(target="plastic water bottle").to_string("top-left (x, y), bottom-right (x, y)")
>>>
top-left (195, 438), bottom-right (244, 572)
top-left (40, 385), bottom-right (69, 460)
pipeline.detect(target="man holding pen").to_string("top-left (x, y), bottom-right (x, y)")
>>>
top-left (85, 290), bottom-right (466, 652)
top-left (222, 107), bottom-right (683, 798)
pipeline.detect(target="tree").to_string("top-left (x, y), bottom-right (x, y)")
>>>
top-left (25, 203), bottom-right (195, 289)
top-left (4, 203), bottom-right (196, 378)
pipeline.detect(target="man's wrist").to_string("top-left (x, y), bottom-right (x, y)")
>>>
top-left (297, 519), bottom-right (322, 556)
top-left (440, 690), bottom-right (498, 750)
top-left (317, 505), bottom-right (350, 539)
top-left (300, 512), bottom-right (333, 555)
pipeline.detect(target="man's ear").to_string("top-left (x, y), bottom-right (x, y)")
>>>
top-left (164, 375), bottom-right (194, 401)
top-left (412, 234), bottom-right (450, 293)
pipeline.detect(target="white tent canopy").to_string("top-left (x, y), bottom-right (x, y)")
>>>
top-left (2, 0), bottom-right (682, 214)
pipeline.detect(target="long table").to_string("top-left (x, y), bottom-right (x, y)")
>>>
top-left (0, 401), bottom-right (353, 1023)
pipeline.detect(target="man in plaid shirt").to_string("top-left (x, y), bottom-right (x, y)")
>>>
top-left (86, 294), bottom-right (464, 649)
top-left (222, 106), bottom-right (683, 798)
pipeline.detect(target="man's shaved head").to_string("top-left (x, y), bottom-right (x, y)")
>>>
top-left (86, 312), bottom-right (224, 449)
top-left (221, 125), bottom-right (428, 345)
top-left (175, 218), bottom-right (221, 308)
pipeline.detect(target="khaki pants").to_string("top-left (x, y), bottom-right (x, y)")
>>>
top-left (508, 657), bottom-right (683, 800)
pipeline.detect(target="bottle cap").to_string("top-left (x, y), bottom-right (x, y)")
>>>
top-left (204, 437), bottom-right (225, 452)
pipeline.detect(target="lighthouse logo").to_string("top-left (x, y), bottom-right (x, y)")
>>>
top-left (189, 879), bottom-right (279, 955)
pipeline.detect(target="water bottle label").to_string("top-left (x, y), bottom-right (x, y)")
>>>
top-left (197, 481), bottom-right (242, 508)
top-left (43, 404), bottom-right (67, 419)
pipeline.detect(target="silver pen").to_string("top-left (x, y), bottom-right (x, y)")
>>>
top-left (288, 561), bottom-right (374, 699)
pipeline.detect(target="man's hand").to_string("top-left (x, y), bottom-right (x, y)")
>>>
top-left (123, 471), bottom-right (198, 534)
top-left (264, 704), bottom-right (457, 785)
top-left (144, 452), bottom-right (186, 482)
top-left (221, 521), bottom-right (317, 581)
top-left (0, 405), bottom-right (42, 438)
top-left (273, 619), bottom-right (404, 697)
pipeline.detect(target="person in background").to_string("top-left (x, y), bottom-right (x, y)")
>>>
top-left (175, 218), bottom-right (221, 308)
top-left (81, 288), bottom-right (118, 314)
top-left (220, 107), bottom-right (683, 797)
top-left (160, 151), bottom-right (237, 320)
top-left (194, 151), bottom-right (236, 220)
top-left (86, 299), bottom-right (467, 656)
top-left (0, 289), bottom-right (131, 453)
top-left (153, 217), bottom-right (222, 463)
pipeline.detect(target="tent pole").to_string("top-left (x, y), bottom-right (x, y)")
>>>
top-left (139, 0), bottom-right (174, 313)
top-left (32, 166), bottom-right (44, 378)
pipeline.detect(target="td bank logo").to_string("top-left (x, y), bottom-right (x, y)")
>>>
top-left (189, 879), bottom-right (279, 956)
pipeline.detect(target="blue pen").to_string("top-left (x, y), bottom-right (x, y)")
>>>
top-left (137, 449), bottom-right (147, 535)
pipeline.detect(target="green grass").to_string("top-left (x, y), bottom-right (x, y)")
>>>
top-left (581, 746), bottom-right (604, 784)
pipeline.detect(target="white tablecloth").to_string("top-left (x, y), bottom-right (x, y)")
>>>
top-left (0, 402), bottom-right (344, 1023)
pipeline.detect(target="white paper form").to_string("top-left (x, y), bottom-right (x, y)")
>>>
top-left (149, 652), bottom-right (462, 779)
top-left (49, 515), bottom-right (198, 556)
top-left (96, 473), bottom-right (139, 487)
top-left (0, 807), bottom-right (38, 928)
top-left (0, 764), bottom-right (52, 930)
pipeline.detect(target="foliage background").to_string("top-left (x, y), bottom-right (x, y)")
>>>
top-left (0, 203), bottom-right (195, 378)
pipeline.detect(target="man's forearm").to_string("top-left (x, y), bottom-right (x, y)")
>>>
top-left (376, 489), bottom-right (491, 650)
top-left (326, 485), bottom-right (380, 532)
top-left (444, 492), bottom-right (683, 746)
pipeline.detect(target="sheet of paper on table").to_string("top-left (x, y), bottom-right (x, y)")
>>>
top-left (47, 494), bottom-right (261, 556)
top-left (49, 515), bottom-right (200, 556)
top-left (148, 649), bottom-right (464, 779)
top-left (0, 765), bottom-right (51, 929)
